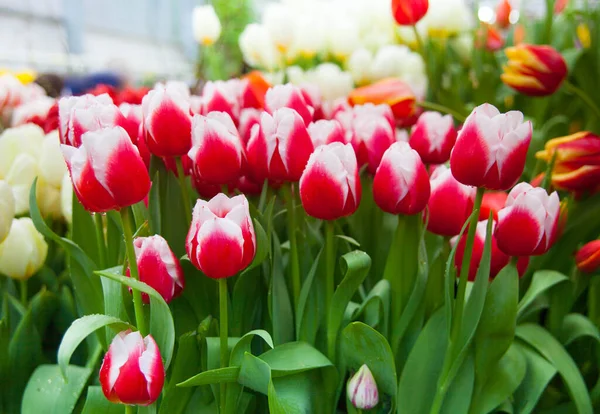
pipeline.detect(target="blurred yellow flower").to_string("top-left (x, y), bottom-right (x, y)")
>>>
top-left (577, 23), bottom-right (591, 49)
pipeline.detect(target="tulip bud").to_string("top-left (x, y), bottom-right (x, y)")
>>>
top-left (535, 131), bottom-right (600, 194)
top-left (119, 103), bottom-right (143, 143)
top-left (239, 71), bottom-right (271, 110)
top-left (495, 0), bottom-right (512, 29)
top-left (476, 24), bottom-right (504, 51)
top-left (129, 236), bottom-right (185, 304)
top-left (479, 191), bottom-right (508, 221)
top-left (246, 108), bottom-right (314, 182)
top-left (11, 96), bottom-right (55, 128)
top-left (99, 330), bottom-right (165, 405)
top-left (575, 240), bottom-right (600, 274)
top-left (495, 183), bottom-right (560, 256)
top-left (409, 111), bottom-right (457, 164)
top-left (238, 108), bottom-right (262, 145)
top-left (62, 126), bottom-right (151, 213)
top-left (0, 218), bottom-right (48, 280)
top-left (308, 120), bottom-right (346, 148)
top-left (299, 142), bottom-right (361, 220)
top-left (192, 5), bottom-right (221, 46)
top-left (265, 84), bottom-right (314, 126)
top-left (347, 364), bottom-right (379, 410)
top-left (58, 94), bottom-right (125, 147)
top-left (373, 142), bottom-right (430, 215)
top-left (39, 131), bottom-right (68, 188)
top-left (186, 194), bottom-right (256, 279)
top-left (426, 165), bottom-right (476, 237)
top-left (141, 83), bottom-right (192, 157)
top-left (202, 81), bottom-right (240, 124)
top-left (0, 181), bottom-right (15, 243)
top-left (350, 113), bottom-right (395, 175)
top-left (501, 44), bottom-right (568, 97)
top-left (450, 103), bottom-right (532, 190)
top-left (349, 78), bottom-right (416, 120)
top-left (188, 112), bottom-right (244, 185)
top-left (44, 102), bottom-right (59, 134)
top-left (391, 0), bottom-right (429, 26)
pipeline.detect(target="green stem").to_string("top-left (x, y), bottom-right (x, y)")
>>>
top-left (588, 276), bottom-right (600, 329)
top-left (219, 278), bottom-right (229, 414)
top-left (417, 101), bottom-right (467, 123)
top-left (564, 80), bottom-right (600, 119)
top-left (543, 0), bottom-right (554, 44)
top-left (282, 184), bottom-right (301, 310)
top-left (119, 208), bottom-right (147, 337)
top-left (94, 213), bottom-right (107, 268)
top-left (125, 405), bottom-right (136, 414)
top-left (20, 280), bottom-right (27, 307)
top-left (85, 343), bottom-right (103, 370)
top-left (175, 157), bottom-right (192, 221)
top-left (541, 150), bottom-right (558, 191)
top-left (325, 220), bottom-right (336, 361)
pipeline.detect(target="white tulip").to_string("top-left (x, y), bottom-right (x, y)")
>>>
top-left (420, 0), bottom-right (474, 38)
top-left (263, 3), bottom-right (295, 53)
top-left (192, 5), bottom-right (222, 46)
top-left (60, 172), bottom-right (73, 224)
top-left (36, 179), bottom-right (62, 219)
top-left (370, 45), bottom-right (411, 81)
top-left (287, 14), bottom-right (327, 61)
top-left (0, 181), bottom-right (15, 243)
top-left (298, 64), bottom-right (354, 103)
top-left (0, 217), bottom-right (48, 281)
top-left (239, 24), bottom-right (281, 71)
top-left (4, 153), bottom-right (38, 215)
top-left (39, 130), bottom-right (67, 188)
top-left (328, 17), bottom-right (361, 61)
top-left (0, 124), bottom-right (45, 179)
top-left (347, 48), bottom-right (373, 86)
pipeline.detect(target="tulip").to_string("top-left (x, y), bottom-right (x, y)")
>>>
top-left (348, 78), bottom-right (416, 120)
top-left (188, 112), bottom-right (244, 185)
top-left (192, 5), bottom-right (221, 46)
top-left (0, 181), bottom-right (15, 243)
top-left (347, 364), bottom-right (379, 410)
top-left (58, 94), bottom-right (125, 147)
top-left (119, 87), bottom-right (151, 106)
top-left (44, 102), bottom-right (59, 134)
top-left (191, 174), bottom-right (221, 200)
top-left (495, 0), bottom-right (512, 29)
top-left (239, 71), bottom-right (271, 109)
top-left (263, 3), bottom-right (295, 53)
top-left (238, 108), bottom-right (262, 145)
top-left (308, 119), bottom-right (346, 148)
top-left (426, 165), bottom-right (476, 237)
top-left (479, 191), bottom-right (508, 221)
top-left (575, 240), bottom-right (600, 274)
top-left (119, 103), bottom-right (143, 143)
top-left (11, 96), bottom-right (55, 128)
top-left (0, 218), bottom-right (48, 280)
top-left (299, 142), bottom-right (361, 220)
top-left (391, 0), bottom-right (429, 26)
top-left (350, 113), bottom-right (395, 175)
top-left (555, 0), bottom-right (568, 14)
top-left (239, 24), bottom-right (281, 72)
top-left (495, 183), bottom-right (560, 256)
top-left (475, 25), bottom-right (504, 52)
top-left (501, 44), bottom-right (568, 97)
top-left (202, 81), bottom-right (240, 124)
top-left (535, 132), bottom-right (600, 194)
top-left (129, 236), bottom-right (185, 304)
top-left (409, 111), bottom-right (457, 164)
top-left (62, 126), bottom-right (151, 213)
top-left (265, 84), bottom-right (314, 126)
top-left (99, 330), bottom-right (165, 405)
top-left (141, 83), bottom-right (192, 157)
top-left (450, 103), bottom-right (532, 190)
top-left (0, 74), bottom-right (24, 113)
top-left (186, 193), bottom-right (256, 279)
top-left (373, 142), bottom-right (430, 215)
top-left (246, 108), bottom-right (314, 182)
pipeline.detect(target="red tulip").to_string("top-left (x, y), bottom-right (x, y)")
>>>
top-left (265, 84), bottom-right (315, 126)
top-left (238, 108), bottom-right (262, 145)
top-left (479, 191), bottom-right (508, 221)
top-left (476, 24), bottom-right (504, 51)
top-left (299, 142), bottom-right (361, 220)
top-left (555, 0), bottom-right (568, 14)
top-left (373, 142), bottom-right (430, 215)
top-left (186, 193), bottom-right (256, 279)
top-left (348, 78), bottom-right (416, 120)
top-left (99, 330), bottom-right (164, 406)
top-left (496, 0), bottom-right (512, 29)
top-left (129, 235), bottom-right (185, 304)
top-left (391, 0), bottom-right (429, 26)
top-left (450, 103), bottom-right (531, 190)
top-left (61, 126), bottom-right (151, 212)
top-left (87, 84), bottom-right (118, 103)
top-left (141, 83), bottom-right (192, 157)
top-left (409, 111), bottom-right (457, 164)
top-left (240, 71), bottom-right (271, 109)
top-left (44, 101), bottom-right (59, 134)
top-left (246, 108), bottom-right (314, 182)
top-left (118, 86), bottom-right (150, 105)
top-left (191, 174), bottom-right (221, 199)
top-left (308, 119), bottom-right (346, 148)
top-left (202, 80), bottom-right (240, 124)
top-left (119, 103), bottom-right (143, 143)
top-left (426, 165), bottom-right (475, 237)
top-left (575, 240), bottom-right (600, 273)
top-left (495, 183), bottom-right (560, 256)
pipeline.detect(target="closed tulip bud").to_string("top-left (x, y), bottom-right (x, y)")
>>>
top-left (39, 131), bottom-right (67, 188)
top-left (391, 0), bottom-right (429, 26)
top-left (299, 142), bottom-right (361, 220)
top-left (409, 111), bottom-right (457, 164)
top-left (502, 45), bottom-right (567, 97)
top-left (239, 71), bottom-right (271, 110)
top-left (188, 112), bottom-right (244, 185)
top-left (495, 0), bottom-right (512, 29)
top-left (450, 104), bottom-right (532, 190)
top-left (575, 240), bottom-right (600, 274)
top-left (99, 330), bottom-right (165, 406)
top-left (129, 236), bottom-right (185, 304)
top-left (476, 24), bottom-right (505, 51)
top-left (238, 108), bottom-right (262, 145)
top-left (265, 84), bottom-right (314, 126)
top-left (58, 94), bottom-right (125, 147)
top-left (62, 126), bottom-right (151, 213)
top-left (246, 108), bottom-right (314, 182)
top-left (0, 218), bottom-right (47, 280)
top-left (202, 81), bottom-right (240, 124)
top-left (350, 114), bottom-right (395, 174)
top-left (347, 364), bottom-right (379, 410)
top-left (427, 165), bottom-right (476, 237)
top-left (44, 102), bottom-right (59, 134)
top-left (119, 103), bottom-right (143, 143)
top-left (186, 194), bottom-right (256, 279)
top-left (479, 191), bottom-right (508, 221)
top-left (141, 83), bottom-right (192, 157)
top-left (535, 132), bottom-right (600, 194)
top-left (0, 181), bottom-right (15, 243)
top-left (496, 183), bottom-right (560, 256)
top-left (192, 5), bottom-right (221, 46)
top-left (373, 142), bottom-right (430, 215)
top-left (308, 120), bottom-right (346, 148)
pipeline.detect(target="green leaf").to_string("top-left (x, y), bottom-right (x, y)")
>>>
top-left (58, 314), bottom-right (132, 376)
top-left (22, 364), bottom-right (92, 414)
top-left (516, 324), bottom-right (593, 414)
top-left (270, 233), bottom-right (294, 345)
top-left (336, 235), bottom-right (361, 247)
top-left (353, 280), bottom-right (390, 336)
top-left (82, 386), bottom-right (124, 414)
top-left (96, 267), bottom-right (176, 370)
top-left (260, 341), bottom-right (333, 377)
top-left (512, 342), bottom-right (557, 414)
top-left (559, 313), bottom-right (600, 347)
top-left (231, 268), bottom-right (263, 337)
top-left (238, 352), bottom-right (273, 394)
top-left (440, 352), bottom-right (475, 414)
top-left (177, 366), bottom-right (241, 387)
top-left (517, 270), bottom-right (568, 321)
top-left (71, 189), bottom-right (100, 267)
top-left (296, 250), bottom-right (322, 343)
top-left (241, 218), bottom-right (269, 274)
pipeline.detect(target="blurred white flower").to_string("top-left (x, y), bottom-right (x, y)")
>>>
top-left (328, 16), bottom-right (361, 61)
top-left (0, 181), bottom-right (15, 244)
top-left (192, 5), bottom-right (222, 46)
top-left (287, 14), bottom-right (328, 61)
top-left (35, 130), bottom-right (68, 219)
top-left (347, 48), bottom-right (373, 86)
top-left (263, 3), bottom-right (295, 53)
top-left (239, 24), bottom-right (281, 71)
top-left (287, 64), bottom-right (354, 102)
top-left (11, 96), bottom-right (54, 127)
top-left (60, 173), bottom-right (73, 224)
top-left (0, 217), bottom-right (48, 281)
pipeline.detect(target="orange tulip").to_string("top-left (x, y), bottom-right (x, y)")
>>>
top-left (241, 71), bottom-right (271, 109)
top-left (513, 24), bottom-right (526, 45)
top-left (476, 24), bottom-right (504, 51)
top-left (496, 0), bottom-right (512, 29)
top-left (391, 0), bottom-right (429, 26)
top-left (348, 78), bottom-right (416, 119)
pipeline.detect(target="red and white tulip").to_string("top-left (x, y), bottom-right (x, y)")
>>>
top-left (308, 119), bottom-right (346, 148)
top-left (409, 111), bottom-right (457, 164)
top-left (265, 84), bottom-right (314, 126)
top-left (201, 80), bottom-right (241, 124)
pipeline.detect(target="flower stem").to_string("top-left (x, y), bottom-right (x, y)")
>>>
top-left (282, 184), bottom-right (301, 310)
top-left (417, 101), bottom-right (467, 123)
top-left (125, 405), bottom-right (136, 414)
top-left (94, 213), bottom-right (107, 268)
top-left (119, 208), bottom-right (147, 337)
top-left (20, 280), bottom-right (27, 307)
top-left (325, 220), bottom-right (336, 362)
top-left (219, 278), bottom-right (229, 414)
top-left (564, 80), bottom-right (600, 119)
top-left (175, 157), bottom-right (192, 221)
